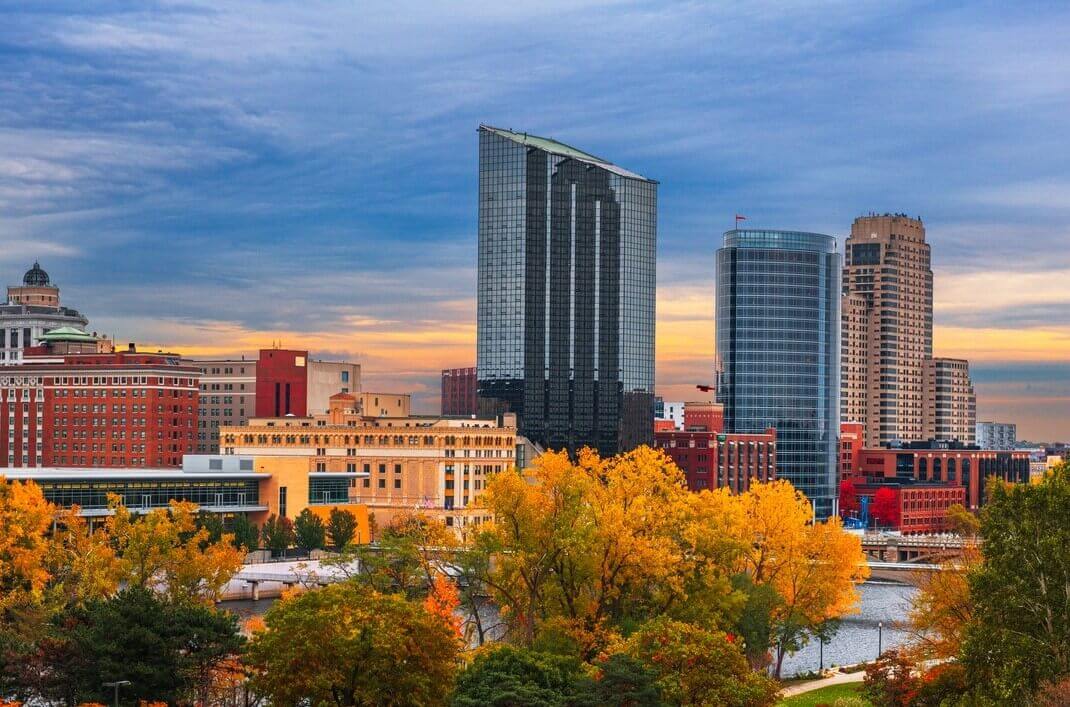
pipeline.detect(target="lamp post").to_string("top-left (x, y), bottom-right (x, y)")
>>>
top-left (819, 635), bottom-right (824, 672)
top-left (877, 622), bottom-right (883, 658)
top-left (102, 680), bottom-right (130, 707)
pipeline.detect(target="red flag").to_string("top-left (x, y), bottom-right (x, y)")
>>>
top-left (735, 214), bottom-right (747, 222)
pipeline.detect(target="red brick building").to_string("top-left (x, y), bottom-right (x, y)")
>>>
top-left (255, 349), bottom-right (307, 418)
top-left (682, 402), bottom-right (724, 433)
top-left (839, 422), bottom-right (1031, 533)
top-left (655, 428), bottom-right (776, 493)
top-left (1, 347), bottom-right (200, 468)
top-left (441, 367), bottom-right (478, 417)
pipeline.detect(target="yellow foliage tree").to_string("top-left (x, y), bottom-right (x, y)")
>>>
top-left (479, 446), bottom-right (746, 649)
top-left (908, 543), bottom-right (980, 661)
top-left (106, 497), bottom-right (243, 603)
top-left (735, 479), bottom-right (870, 677)
top-left (0, 479), bottom-right (54, 613)
top-left (45, 509), bottom-right (121, 608)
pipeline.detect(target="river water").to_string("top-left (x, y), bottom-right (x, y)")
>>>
top-left (221, 580), bottom-right (917, 679)
top-left (778, 581), bottom-right (917, 678)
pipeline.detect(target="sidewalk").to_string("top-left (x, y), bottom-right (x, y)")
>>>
top-left (779, 669), bottom-right (866, 698)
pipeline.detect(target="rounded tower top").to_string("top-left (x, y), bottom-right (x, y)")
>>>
top-left (23, 261), bottom-right (50, 287)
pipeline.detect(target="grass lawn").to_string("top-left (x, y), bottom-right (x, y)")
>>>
top-left (777, 682), bottom-right (872, 706)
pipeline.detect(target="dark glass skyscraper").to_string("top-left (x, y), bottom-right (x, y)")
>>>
top-left (476, 125), bottom-right (657, 456)
top-left (715, 230), bottom-right (841, 518)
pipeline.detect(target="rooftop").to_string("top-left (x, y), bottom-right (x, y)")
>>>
top-left (479, 124), bottom-right (656, 183)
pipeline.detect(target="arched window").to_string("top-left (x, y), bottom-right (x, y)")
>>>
top-left (919, 458), bottom-right (928, 481)
top-left (933, 458), bottom-right (942, 482)
top-left (947, 458), bottom-right (956, 482)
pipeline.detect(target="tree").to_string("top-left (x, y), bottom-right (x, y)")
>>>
top-left (229, 514), bottom-right (260, 553)
top-left (33, 587), bottom-right (243, 705)
top-left (45, 508), bottom-right (122, 610)
top-left (960, 463), bottom-right (1070, 701)
top-left (945, 503), bottom-right (980, 537)
top-left (425, 573), bottom-right (462, 638)
top-left (196, 512), bottom-right (226, 545)
top-left (478, 447), bottom-right (742, 648)
top-left (862, 649), bottom-right (918, 707)
top-left (247, 583), bottom-right (458, 706)
top-left (736, 480), bottom-right (869, 677)
top-left (0, 480), bottom-right (54, 614)
top-left (326, 508), bottom-right (359, 549)
top-left (259, 515), bottom-right (294, 556)
top-left (621, 617), bottom-right (778, 707)
top-left (583, 653), bottom-right (662, 707)
top-left (293, 509), bottom-right (326, 556)
top-left (840, 478), bottom-right (859, 516)
top-left (107, 498), bottom-right (243, 603)
top-left (451, 645), bottom-right (593, 707)
top-left (907, 544), bottom-right (979, 662)
top-left (871, 487), bottom-right (900, 528)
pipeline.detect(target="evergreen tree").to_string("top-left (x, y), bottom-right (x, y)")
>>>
top-left (294, 509), bottom-right (326, 556)
top-left (326, 507), bottom-right (359, 549)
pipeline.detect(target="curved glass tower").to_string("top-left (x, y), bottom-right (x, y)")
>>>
top-left (715, 230), bottom-right (841, 518)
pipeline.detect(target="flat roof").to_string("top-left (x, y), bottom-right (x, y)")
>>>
top-left (2, 469), bottom-right (270, 481)
top-left (480, 124), bottom-right (656, 183)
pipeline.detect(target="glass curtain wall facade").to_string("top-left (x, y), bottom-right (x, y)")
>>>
top-left (715, 230), bottom-right (841, 518)
top-left (476, 125), bottom-right (656, 456)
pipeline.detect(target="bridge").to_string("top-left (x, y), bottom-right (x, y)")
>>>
top-left (860, 532), bottom-right (969, 564)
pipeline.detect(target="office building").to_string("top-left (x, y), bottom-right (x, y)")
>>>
top-left (475, 125), bottom-right (657, 456)
top-left (221, 394), bottom-right (516, 532)
top-left (657, 401), bottom-right (685, 430)
top-left (190, 350), bottom-right (360, 453)
top-left (441, 367), bottom-right (478, 416)
top-left (683, 401), bottom-right (724, 432)
top-left (841, 215), bottom-right (933, 447)
top-left (976, 421), bottom-right (1017, 450)
top-left (654, 428), bottom-right (776, 493)
top-left (1, 345), bottom-right (200, 469)
top-left (1, 262), bottom-right (90, 365)
top-left (923, 357), bottom-right (976, 444)
top-left (715, 229), bottom-right (841, 518)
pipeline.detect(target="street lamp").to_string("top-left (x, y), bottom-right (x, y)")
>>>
top-left (877, 622), bottom-right (883, 658)
top-left (102, 680), bottom-right (130, 707)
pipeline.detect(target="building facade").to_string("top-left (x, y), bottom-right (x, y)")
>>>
top-left (2, 262), bottom-right (90, 365)
top-left (0, 347), bottom-right (199, 469)
top-left (654, 428), bottom-right (776, 493)
top-left (220, 395), bottom-right (515, 532)
top-left (441, 367), bottom-right (478, 416)
top-left (923, 357), bottom-right (976, 444)
top-left (683, 401), bottom-right (723, 432)
top-left (656, 401), bottom-right (685, 430)
top-left (475, 125), bottom-right (657, 457)
top-left (192, 358), bottom-right (258, 454)
top-left (715, 229), bottom-right (841, 518)
top-left (841, 215), bottom-right (933, 448)
top-left (976, 421), bottom-right (1017, 450)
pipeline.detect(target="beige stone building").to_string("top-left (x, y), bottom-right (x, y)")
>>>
top-left (307, 359), bottom-right (360, 413)
top-left (219, 394), bottom-right (515, 534)
top-left (191, 358), bottom-right (258, 454)
top-left (923, 357), bottom-right (976, 444)
top-left (841, 215), bottom-right (933, 447)
top-left (359, 391), bottom-right (410, 417)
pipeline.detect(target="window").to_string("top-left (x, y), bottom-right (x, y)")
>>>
top-left (278, 487), bottom-right (288, 518)
top-left (378, 478), bottom-right (385, 489)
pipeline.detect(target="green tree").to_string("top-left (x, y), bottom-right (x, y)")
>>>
top-left (327, 507), bottom-right (359, 549)
top-left (196, 511), bottom-right (226, 545)
top-left (260, 514), bottom-right (294, 556)
top-left (34, 587), bottom-right (243, 705)
top-left (294, 509), bottom-right (326, 556)
top-left (230, 513), bottom-right (260, 553)
top-left (960, 464), bottom-right (1070, 701)
top-left (582, 653), bottom-right (662, 707)
top-left (622, 617), bottom-right (779, 707)
top-left (247, 583), bottom-right (458, 706)
top-left (451, 644), bottom-right (594, 707)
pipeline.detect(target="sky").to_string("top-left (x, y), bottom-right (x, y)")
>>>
top-left (1, 1), bottom-right (1069, 441)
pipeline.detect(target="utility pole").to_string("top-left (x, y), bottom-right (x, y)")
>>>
top-left (102, 680), bottom-right (131, 707)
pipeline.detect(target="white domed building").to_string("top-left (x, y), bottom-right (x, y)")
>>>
top-left (0, 262), bottom-right (89, 364)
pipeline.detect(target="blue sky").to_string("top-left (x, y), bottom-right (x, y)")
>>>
top-left (2, 1), bottom-right (1069, 439)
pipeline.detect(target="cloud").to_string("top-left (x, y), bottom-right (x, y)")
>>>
top-left (2, 2), bottom-right (1070, 436)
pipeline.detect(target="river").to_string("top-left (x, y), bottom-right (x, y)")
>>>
top-left (778, 581), bottom-right (918, 677)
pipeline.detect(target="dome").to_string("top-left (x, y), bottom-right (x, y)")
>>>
top-left (23, 261), bottom-right (50, 287)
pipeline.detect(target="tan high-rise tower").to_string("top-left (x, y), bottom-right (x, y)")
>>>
top-left (842, 214), bottom-right (933, 447)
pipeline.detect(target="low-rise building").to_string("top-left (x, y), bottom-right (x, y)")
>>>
top-left (4, 453), bottom-right (371, 540)
top-left (220, 394), bottom-right (515, 533)
top-left (654, 428), bottom-right (776, 493)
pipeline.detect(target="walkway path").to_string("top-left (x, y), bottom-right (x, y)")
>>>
top-left (779, 669), bottom-right (866, 698)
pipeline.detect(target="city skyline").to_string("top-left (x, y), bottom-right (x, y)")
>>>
top-left (3, 3), bottom-right (1070, 439)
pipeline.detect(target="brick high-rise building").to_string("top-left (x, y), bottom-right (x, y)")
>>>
top-left (0, 346), bottom-right (200, 468)
top-left (654, 428), bottom-right (776, 494)
top-left (924, 357), bottom-right (976, 444)
top-left (441, 367), bottom-right (477, 417)
top-left (841, 215), bottom-right (933, 448)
